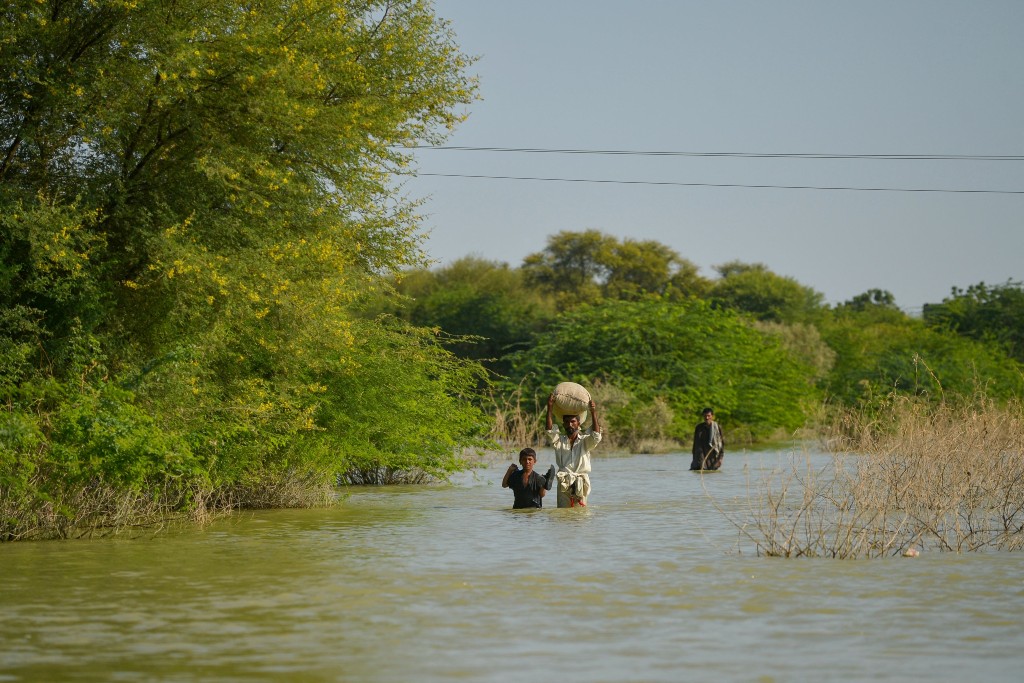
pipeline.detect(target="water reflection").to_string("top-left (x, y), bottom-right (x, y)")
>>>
top-left (1, 450), bottom-right (1023, 682)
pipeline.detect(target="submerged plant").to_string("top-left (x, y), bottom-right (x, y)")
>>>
top-left (729, 396), bottom-right (1024, 558)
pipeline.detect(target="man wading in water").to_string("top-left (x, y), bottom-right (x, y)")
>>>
top-left (690, 407), bottom-right (724, 471)
top-left (546, 394), bottom-right (602, 507)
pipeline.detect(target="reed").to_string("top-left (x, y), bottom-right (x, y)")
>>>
top-left (486, 382), bottom-right (547, 448)
top-left (337, 467), bottom-right (434, 485)
top-left (732, 395), bottom-right (1024, 557)
top-left (0, 468), bottom-right (337, 541)
top-left (0, 477), bottom-right (212, 541)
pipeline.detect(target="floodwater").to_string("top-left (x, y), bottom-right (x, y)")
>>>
top-left (1, 449), bottom-right (1023, 682)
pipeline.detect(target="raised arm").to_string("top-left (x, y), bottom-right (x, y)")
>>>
top-left (589, 399), bottom-right (601, 433)
top-left (501, 462), bottom-right (517, 488)
top-left (546, 393), bottom-right (555, 431)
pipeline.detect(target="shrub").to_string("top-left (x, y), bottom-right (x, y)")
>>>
top-left (734, 395), bottom-right (1024, 557)
top-left (506, 298), bottom-right (817, 445)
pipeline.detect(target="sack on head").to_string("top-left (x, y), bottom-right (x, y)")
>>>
top-left (552, 381), bottom-right (590, 426)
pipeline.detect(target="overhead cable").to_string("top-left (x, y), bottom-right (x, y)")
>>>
top-left (411, 145), bottom-right (1024, 162)
top-left (414, 172), bottom-right (1024, 194)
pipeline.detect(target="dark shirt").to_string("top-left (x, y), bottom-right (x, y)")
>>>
top-left (690, 421), bottom-right (725, 471)
top-left (508, 469), bottom-right (545, 509)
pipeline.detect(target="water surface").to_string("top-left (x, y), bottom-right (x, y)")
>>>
top-left (2, 449), bottom-right (1022, 682)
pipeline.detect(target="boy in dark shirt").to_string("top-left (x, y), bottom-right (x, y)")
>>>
top-left (501, 448), bottom-right (556, 509)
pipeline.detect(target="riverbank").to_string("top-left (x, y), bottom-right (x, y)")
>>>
top-left (4, 396), bottom-right (1021, 546)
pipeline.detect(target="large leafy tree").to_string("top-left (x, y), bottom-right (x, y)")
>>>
top-left (3, 0), bottom-right (475, 346)
top-left (381, 257), bottom-right (556, 378)
top-left (521, 229), bottom-right (709, 303)
top-left (710, 261), bottom-right (825, 323)
top-left (1, 0), bottom-right (484, 536)
top-left (520, 229), bottom-right (613, 301)
top-left (603, 237), bottom-right (709, 300)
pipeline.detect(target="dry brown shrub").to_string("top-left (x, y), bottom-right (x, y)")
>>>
top-left (733, 396), bottom-right (1024, 557)
top-left (486, 383), bottom-right (546, 448)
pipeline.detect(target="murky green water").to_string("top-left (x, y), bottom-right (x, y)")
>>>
top-left (2, 450), bottom-right (1023, 682)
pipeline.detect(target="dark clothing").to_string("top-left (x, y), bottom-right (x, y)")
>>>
top-left (690, 421), bottom-right (724, 471)
top-left (508, 469), bottom-right (546, 509)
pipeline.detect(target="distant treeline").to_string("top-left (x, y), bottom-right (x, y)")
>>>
top-left (371, 230), bottom-right (1024, 449)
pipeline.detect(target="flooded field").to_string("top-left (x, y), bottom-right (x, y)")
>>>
top-left (2, 449), bottom-right (1023, 682)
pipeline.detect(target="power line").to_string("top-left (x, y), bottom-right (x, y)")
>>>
top-left (412, 145), bottom-right (1024, 162)
top-left (414, 172), bottom-right (1024, 195)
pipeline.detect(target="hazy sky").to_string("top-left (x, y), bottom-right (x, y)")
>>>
top-left (402, 1), bottom-right (1023, 312)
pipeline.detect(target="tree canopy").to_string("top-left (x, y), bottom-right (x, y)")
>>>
top-left (924, 280), bottom-right (1024, 363)
top-left (520, 229), bottom-right (709, 303)
top-left (709, 261), bottom-right (825, 323)
top-left (1, 0), bottom-right (487, 539)
top-left (396, 230), bottom-right (1022, 446)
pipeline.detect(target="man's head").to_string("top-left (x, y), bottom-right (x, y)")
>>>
top-left (702, 407), bottom-right (715, 423)
top-left (562, 413), bottom-right (581, 436)
top-left (518, 447), bottom-right (537, 471)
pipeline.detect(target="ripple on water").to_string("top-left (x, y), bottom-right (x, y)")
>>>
top-left (1, 452), bottom-right (1023, 682)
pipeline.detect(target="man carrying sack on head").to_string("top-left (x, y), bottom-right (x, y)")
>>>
top-left (545, 384), bottom-right (603, 508)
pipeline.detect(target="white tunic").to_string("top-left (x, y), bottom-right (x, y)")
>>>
top-left (546, 427), bottom-right (602, 502)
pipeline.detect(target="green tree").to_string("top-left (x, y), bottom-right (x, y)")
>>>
top-left (520, 229), bottom-right (613, 302)
top-left (924, 280), bottom-right (1024, 363)
top-left (3, 0), bottom-right (476, 349)
top-left (1, 0), bottom-right (484, 536)
top-left (710, 261), bottom-right (825, 323)
top-left (508, 298), bottom-right (816, 443)
top-left (604, 238), bottom-right (709, 300)
top-left (379, 257), bottom-right (556, 377)
top-left (521, 229), bottom-right (709, 303)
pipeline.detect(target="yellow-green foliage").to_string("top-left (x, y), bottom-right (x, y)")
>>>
top-left (1, 1), bottom-right (485, 539)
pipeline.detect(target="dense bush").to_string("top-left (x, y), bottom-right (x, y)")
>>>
top-left (506, 298), bottom-right (817, 442)
top-left (818, 316), bottom-right (1024, 408)
top-left (1, 0), bottom-right (485, 538)
top-left (924, 280), bottom-right (1024, 363)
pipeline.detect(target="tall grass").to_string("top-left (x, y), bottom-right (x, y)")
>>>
top-left (736, 396), bottom-right (1024, 557)
top-left (486, 383), bottom-right (547, 448)
top-left (0, 469), bottom-right (341, 541)
top-left (0, 479), bottom-right (214, 541)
